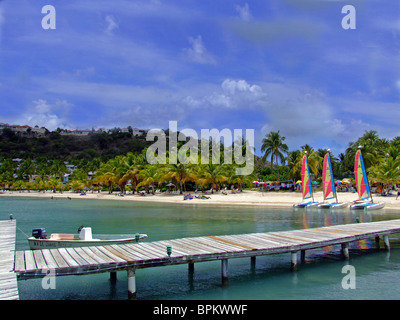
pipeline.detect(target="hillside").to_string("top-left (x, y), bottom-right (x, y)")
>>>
top-left (0, 127), bottom-right (151, 161)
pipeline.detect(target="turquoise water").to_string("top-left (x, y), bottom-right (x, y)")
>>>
top-left (2, 196), bottom-right (400, 300)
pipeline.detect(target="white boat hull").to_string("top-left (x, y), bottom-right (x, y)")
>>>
top-left (293, 201), bottom-right (321, 208)
top-left (28, 235), bottom-right (147, 250)
top-left (350, 202), bottom-right (385, 210)
top-left (318, 202), bottom-right (349, 209)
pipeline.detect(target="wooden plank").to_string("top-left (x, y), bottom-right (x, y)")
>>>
top-left (49, 249), bottom-right (69, 269)
top-left (209, 235), bottom-right (256, 250)
top-left (41, 249), bottom-right (58, 269)
top-left (57, 248), bottom-right (79, 267)
top-left (24, 251), bottom-right (37, 271)
top-left (103, 245), bottom-right (134, 262)
top-left (73, 247), bottom-right (99, 265)
top-left (108, 245), bottom-right (137, 262)
top-left (173, 238), bottom-right (230, 254)
top-left (80, 247), bottom-right (110, 265)
top-left (13, 251), bottom-right (25, 272)
top-left (96, 246), bottom-right (126, 263)
top-left (118, 244), bottom-right (154, 260)
top-left (124, 244), bottom-right (159, 260)
top-left (192, 236), bottom-right (245, 252)
top-left (86, 246), bottom-right (121, 264)
top-left (136, 243), bottom-right (172, 259)
top-left (33, 250), bottom-right (48, 270)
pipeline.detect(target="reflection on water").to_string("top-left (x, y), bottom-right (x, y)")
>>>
top-left (1, 196), bottom-right (400, 300)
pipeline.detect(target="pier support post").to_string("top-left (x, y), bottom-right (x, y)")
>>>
top-left (221, 259), bottom-right (229, 286)
top-left (250, 256), bottom-right (256, 270)
top-left (291, 252), bottom-right (298, 271)
top-left (110, 271), bottom-right (117, 282)
top-left (375, 236), bottom-right (380, 250)
top-left (341, 243), bottom-right (349, 260)
top-left (300, 250), bottom-right (306, 263)
top-left (127, 269), bottom-right (136, 300)
top-left (188, 262), bottom-right (194, 274)
top-left (383, 235), bottom-right (390, 251)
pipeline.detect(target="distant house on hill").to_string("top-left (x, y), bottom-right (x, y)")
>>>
top-left (0, 123), bottom-right (47, 136)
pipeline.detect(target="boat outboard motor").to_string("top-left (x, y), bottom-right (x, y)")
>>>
top-left (32, 228), bottom-right (47, 239)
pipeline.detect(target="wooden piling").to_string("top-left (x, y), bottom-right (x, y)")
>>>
top-left (341, 243), bottom-right (349, 260)
top-left (383, 235), bottom-right (390, 251)
top-left (127, 269), bottom-right (136, 299)
top-left (221, 259), bottom-right (229, 286)
top-left (375, 236), bottom-right (380, 250)
top-left (291, 251), bottom-right (298, 271)
top-left (188, 262), bottom-right (194, 274)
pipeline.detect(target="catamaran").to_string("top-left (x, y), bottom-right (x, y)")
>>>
top-left (293, 155), bottom-right (321, 208)
top-left (318, 153), bottom-right (348, 209)
top-left (350, 149), bottom-right (385, 210)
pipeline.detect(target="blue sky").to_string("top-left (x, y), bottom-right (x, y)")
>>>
top-left (0, 0), bottom-right (399, 158)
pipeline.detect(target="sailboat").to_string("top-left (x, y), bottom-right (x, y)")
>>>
top-left (350, 149), bottom-right (385, 210)
top-left (318, 153), bottom-right (348, 209)
top-left (293, 155), bottom-right (320, 208)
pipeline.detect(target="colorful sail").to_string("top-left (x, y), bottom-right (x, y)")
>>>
top-left (301, 155), bottom-right (313, 200)
top-left (354, 150), bottom-right (371, 200)
top-left (322, 153), bottom-right (336, 200)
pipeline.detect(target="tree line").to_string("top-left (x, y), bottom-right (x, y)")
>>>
top-left (1, 129), bottom-right (399, 194)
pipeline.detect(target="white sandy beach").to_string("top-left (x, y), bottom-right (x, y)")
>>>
top-left (1, 190), bottom-right (399, 210)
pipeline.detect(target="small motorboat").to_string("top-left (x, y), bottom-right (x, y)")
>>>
top-left (28, 226), bottom-right (148, 250)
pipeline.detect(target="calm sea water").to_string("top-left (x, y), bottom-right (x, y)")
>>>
top-left (2, 196), bottom-right (400, 300)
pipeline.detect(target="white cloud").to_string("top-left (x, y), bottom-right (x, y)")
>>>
top-left (105, 15), bottom-right (118, 35)
top-left (21, 99), bottom-right (72, 131)
top-left (183, 79), bottom-right (267, 111)
top-left (235, 3), bottom-right (252, 22)
top-left (183, 35), bottom-right (216, 65)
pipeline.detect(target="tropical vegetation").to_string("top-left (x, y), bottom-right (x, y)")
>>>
top-left (1, 128), bottom-right (400, 195)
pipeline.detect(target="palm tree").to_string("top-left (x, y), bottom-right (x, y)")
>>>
top-left (136, 165), bottom-right (160, 194)
top-left (286, 150), bottom-right (302, 181)
top-left (95, 156), bottom-right (126, 193)
top-left (49, 159), bottom-right (67, 183)
top-left (121, 152), bottom-right (147, 194)
top-left (300, 144), bottom-right (322, 177)
top-left (226, 165), bottom-right (257, 192)
top-left (161, 163), bottom-right (194, 194)
top-left (261, 131), bottom-right (288, 181)
top-left (199, 163), bottom-right (228, 193)
top-left (370, 156), bottom-right (400, 194)
top-left (344, 130), bottom-right (385, 170)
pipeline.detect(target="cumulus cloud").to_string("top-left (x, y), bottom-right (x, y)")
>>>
top-left (183, 35), bottom-right (216, 65)
top-left (183, 79), bottom-right (267, 111)
top-left (21, 99), bottom-right (72, 131)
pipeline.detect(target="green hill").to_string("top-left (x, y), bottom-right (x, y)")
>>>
top-left (0, 127), bottom-right (151, 161)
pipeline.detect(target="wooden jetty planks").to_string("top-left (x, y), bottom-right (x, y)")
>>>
top-left (0, 220), bottom-right (18, 300)
top-left (13, 219), bottom-right (400, 281)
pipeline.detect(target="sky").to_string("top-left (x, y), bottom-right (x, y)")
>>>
top-left (0, 0), bottom-right (399, 158)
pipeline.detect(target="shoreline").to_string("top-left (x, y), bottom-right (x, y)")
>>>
top-left (1, 190), bottom-right (399, 210)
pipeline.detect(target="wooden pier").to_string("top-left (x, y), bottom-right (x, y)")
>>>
top-left (12, 219), bottom-right (400, 299)
top-left (0, 220), bottom-right (18, 300)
